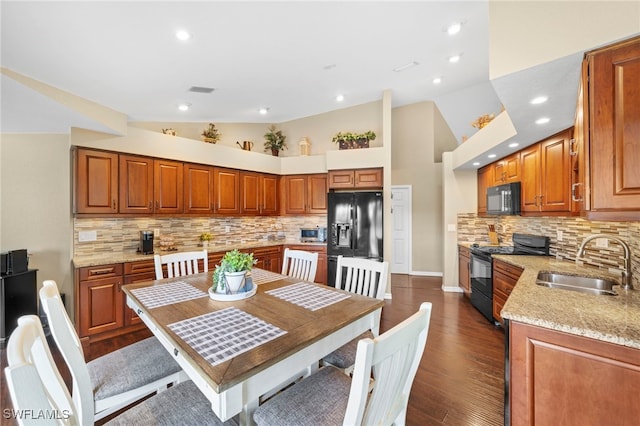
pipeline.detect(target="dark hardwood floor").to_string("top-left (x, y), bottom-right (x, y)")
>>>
top-left (1, 275), bottom-right (505, 426)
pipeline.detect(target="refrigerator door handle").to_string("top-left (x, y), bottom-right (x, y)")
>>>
top-left (352, 206), bottom-right (357, 250)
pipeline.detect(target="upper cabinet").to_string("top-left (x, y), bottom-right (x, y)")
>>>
top-left (214, 167), bottom-right (240, 215)
top-left (587, 36), bottom-right (640, 220)
top-left (74, 148), bottom-right (118, 214)
top-left (184, 163), bottom-right (215, 214)
top-left (281, 173), bottom-right (328, 215)
top-left (328, 168), bottom-right (383, 189)
top-left (493, 153), bottom-right (520, 185)
top-left (477, 164), bottom-right (494, 216)
top-left (240, 171), bottom-right (279, 215)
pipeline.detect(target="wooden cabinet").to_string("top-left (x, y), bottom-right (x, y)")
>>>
top-left (246, 246), bottom-right (282, 273)
top-left (587, 36), bottom-right (640, 220)
top-left (571, 62), bottom-right (589, 214)
top-left (123, 260), bottom-right (156, 326)
top-left (184, 163), bottom-right (214, 214)
top-left (214, 167), bottom-right (240, 215)
top-left (509, 321), bottom-right (640, 425)
top-left (154, 159), bottom-right (183, 214)
top-left (520, 129), bottom-right (573, 214)
top-left (260, 174), bottom-right (279, 215)
top-left (493, 153), bottom-right (520, 184)
top-left (77, 264), bottom-right (124, 337)
top-left (282, 174), bottom-right (328, 215)
top-left (74, 148), bottom-right (118, 214)
top-left (328, 168), bottom-right (383, 189)
top-left (240, 172), bottom-right (279, 215)
top-left (458, 245), bottom-right (471, 296)
top-left (285, 244), bottom-right (328, 285)
top-left (477, 164), bottom-right (494, 216)
top-left (492, 259), bottom-right (522, 325)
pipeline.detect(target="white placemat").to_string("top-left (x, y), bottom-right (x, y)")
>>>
top-left (130, 281), bottom-right (208, 309)
top-left (266, 282), bottom-right (351, 311)
top-left (168, 307), bottom-right (286, 367)
top-left (250, 269), bottom-right (288, 285)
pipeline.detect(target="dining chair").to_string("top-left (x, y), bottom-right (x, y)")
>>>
top-left (281, 248), bottom-right (319, 282)
top-left (254, 302), bottom-right (432, 426)
top-left (322, 255), bottom-right (388, 374)
top-left (39, 280), bottom-right (185, 424)
top-left (5, 315), bottom-right (234, 426)
top-left (154, 249), bottom-right (208, 279)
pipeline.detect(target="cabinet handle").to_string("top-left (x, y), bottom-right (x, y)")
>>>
top-left (148, 201), bottom-right (152, 209)
top-left (569, 138), bottom-right (578, 156)
top-left (112, 200), bottom-right (116, 210)
top-left (156, 201), bottom-right (159, 209)
top-left (571, 183), bottom-right (583, 202)
top-left (90, 268), bottom-right (114, 276)
top-left (533, 195), bottom-right (538, 207)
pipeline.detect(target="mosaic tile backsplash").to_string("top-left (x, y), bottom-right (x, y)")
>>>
top-left (74, 216), bottom-right (327, 257)
top-left (457, 214), bottom-right (639, 288)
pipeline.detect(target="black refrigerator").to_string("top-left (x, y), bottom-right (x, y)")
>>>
top-left (327, 191), bottom-right (383, 287)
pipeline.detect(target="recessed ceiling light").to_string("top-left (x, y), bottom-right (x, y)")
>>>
top-left (177, 103), bottom-right (191, 111)
top-left (259, 108), bottom-right (269, 115)
top-left (488, 154), bottom-right (497, 158)
top-left (448, 54), bottom-right (461, 63)
top-left (175, 30), bottom-right (191, 41)
top-left (336, 94), bottom-right (344, 102)
top-left (472, 162), bottom-right (480, 166)
top-left (433, 77), bottom-right (442, 84)
top-left (530, 96), bottom-right (548, 105)
top-left (508, 142), bottom-right (520, 148)
top-left (393, 61), bottom-right (419, 72)
top-left (446, 22), bottom-right (462, 35)
top-left (323, 63), bottom-right (337, 70)
top-left (536, 117), bottom-right (550, 125)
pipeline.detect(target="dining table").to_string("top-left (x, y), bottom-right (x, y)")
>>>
top-left (122, 267), bottom-right (384, 426)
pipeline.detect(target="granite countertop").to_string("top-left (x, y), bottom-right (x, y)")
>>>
top-left (73, 240), bottom-right (327, 268)
top-left (497, 255), bottom-right (640, 349)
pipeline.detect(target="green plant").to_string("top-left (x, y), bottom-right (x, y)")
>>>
top-left (202, 123), bottom-right (221, 142)
top-left (212, 249), bottom-right (255, 292)
top-left (263, 125), bottom-right (287, 152)
top-left (331, 130), bottom-right (376, 143)
top-left (199, 232), bottom-right (212, 242)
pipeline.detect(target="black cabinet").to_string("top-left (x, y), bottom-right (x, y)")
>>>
top-left (1, 269), bottom-right (38, 348)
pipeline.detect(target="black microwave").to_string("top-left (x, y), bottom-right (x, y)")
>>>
top-left (486, 182), bottom-right (521, 215)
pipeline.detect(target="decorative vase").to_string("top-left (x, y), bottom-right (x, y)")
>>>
top-left (203, 137), bottom-right (217, 144)
top-left (224, 271), bottom-right (247, 294)
top-left (271, 149), bottom-right (279, 157)
top-left (202, 241), bottom-right (209, 248)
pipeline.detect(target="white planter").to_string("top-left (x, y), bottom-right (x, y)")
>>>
top-left (224, 271), bottom-right (247, 294)
top-left (202, 241), bottom-right (209, 248)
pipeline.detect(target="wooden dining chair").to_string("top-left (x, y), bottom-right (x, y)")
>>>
top-left (254, 302), bottom-right (432, 426)
top-left (5, 315), bottom-right (234, 426)
top-left (281, 248), bottom-right (319, 282)
top-left (154, 249), bottom-right (208, 279)
top-left (39, 280), bottom-right (185, 424)
top-left (322, 255), bottom-right (388, 374)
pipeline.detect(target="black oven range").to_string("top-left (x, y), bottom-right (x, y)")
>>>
top-left (469, 233), bottom-right (550, 324)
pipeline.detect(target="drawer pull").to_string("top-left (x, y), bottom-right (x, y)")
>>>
top-left (90, 268), bottom-right (114, 276)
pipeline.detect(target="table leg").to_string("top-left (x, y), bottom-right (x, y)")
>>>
top-left (240, 398), bottom-right (258, 426)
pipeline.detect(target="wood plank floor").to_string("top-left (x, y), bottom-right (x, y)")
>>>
top-left (1, 275), bottom-right (506, 426)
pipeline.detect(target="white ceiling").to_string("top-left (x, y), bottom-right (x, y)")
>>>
top-left (1, 1), bottom-right (587, 168)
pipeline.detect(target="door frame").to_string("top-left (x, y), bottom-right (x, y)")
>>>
top-left (390, 185), bottom-right (412, 274)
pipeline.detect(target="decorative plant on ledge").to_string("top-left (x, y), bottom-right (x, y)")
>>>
top-left (199, 232), bottom-right (212, 248)
top-left (212, 249), bottom-right (256, 294)
top-left (202, 123), bottom-right (221, 144)
top-left (332, 130), bottom-right (376, 150)
top-left (263, 125), bottom-right (287, 156)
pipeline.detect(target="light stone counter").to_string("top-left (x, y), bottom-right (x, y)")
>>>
top-left (72, 240), bottom-right (327, 268)
top-left (498, 255), bottom-right (640, 349)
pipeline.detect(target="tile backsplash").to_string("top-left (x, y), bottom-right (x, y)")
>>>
top-left (74, 216), bottom-right (327, 257)
top-left (457, 214), bottom-right (639, 288)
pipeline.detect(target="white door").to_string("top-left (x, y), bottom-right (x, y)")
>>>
top-left (391, 186), bottom-right (411, 274)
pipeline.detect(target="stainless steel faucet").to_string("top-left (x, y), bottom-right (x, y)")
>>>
top-left (577, 234), bottom-right (633, 290)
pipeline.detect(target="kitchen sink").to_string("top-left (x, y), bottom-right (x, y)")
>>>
top-left (536, 271), bottom-right (618, 296)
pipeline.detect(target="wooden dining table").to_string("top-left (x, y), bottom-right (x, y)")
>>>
top-left (122, 268), bottom-right (384, 425)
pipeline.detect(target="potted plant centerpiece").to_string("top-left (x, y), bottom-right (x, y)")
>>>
top-left (212, 249), bottom-right (255, 294)
top-left (332, 130), bottom-right (376, 150)
top-left (202, 123), bottom-right (221, 144)
top-left (199, 232), bottom-right (212, 248)
top-left (263, 125), bottom-right (287, 156)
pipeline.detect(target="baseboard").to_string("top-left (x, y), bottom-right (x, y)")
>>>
top-left (409, 270), bottom-right (444, 277)
top-left (441, 285), bottom-right (463, 293)
top-left (384, 292), bottom-right (392, 300)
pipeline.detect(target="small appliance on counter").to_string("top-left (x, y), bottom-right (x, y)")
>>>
top-left (300, 226), bottom-right (327, 243)
top-left (138, 231), bottom-right (154, 254)
top-left (1, 249), bottom-right (29, 275)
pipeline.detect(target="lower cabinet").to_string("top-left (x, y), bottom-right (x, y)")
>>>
top-left (492, 259), bottom-right (522, 325)
top-left (458, 245), bottom-right (470, 296)
top-left (284, 244), bottom-right (328, 285)
top-left (123, 260), bottom-right (157, 326)
top-left (248, 246), bottom-right (283, 273)
top-left (509, 321), bottom-right (640, 425)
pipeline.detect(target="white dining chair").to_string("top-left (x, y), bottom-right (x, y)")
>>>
top-left (281, 248), bottom-right (319, 282)
top-left (4, 315), bottom-right (234, 426)
top-left (322, 255), bottom-right (388, 374)
top-left (39, 280), bottom-right (185, 424)
top-left (254, 302), bottom-right (432, 425)
top-left (154, 249), bottom-right (208, 279)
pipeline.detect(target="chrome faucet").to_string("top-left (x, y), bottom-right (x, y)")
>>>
top-left (577, 234), bottom-right (633, 290)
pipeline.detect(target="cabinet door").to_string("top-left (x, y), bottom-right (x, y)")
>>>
top-left (78, 276), bottom-right (123, 337)
top-left (307, 174), bottom-right (328, 214)
top-left (261, 174), bottom-right (279, 215)
top-left (477, 165), bottom-right (494, 215)
top-left (520, 145), bottom-right (541, 213)
top-left (328, 170), bottom-right (355, 189)
top-left (119, 154), bottom-right (154, 214)
top-left (240, 171), bottom-right (260, 215)
top-left (354, 168), bottom-right (383, 189)
top-left (154, 159), bottom-right (183, 214)
top-left (282, 175), bottom-right (308, 215)
top-left (214, 167), bottom-right (240, 215)
top-left (501, 153), bottom-right (520, 183)
top-left (75, 148), bottom-right (118, 214)
top-left (540, 132), bottom-right (571, 212)
top-left (458, 246), bottom-right (470, 295)
top-left (184, 163), bottom-right (214, 214)
top-left (589, 38), bottom-right (640, 215)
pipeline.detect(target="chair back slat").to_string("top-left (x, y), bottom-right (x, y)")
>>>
top-left (154, 250), bottom-right (208, 280)
top-left (281, 248), bottom-right (319, 282)
top-left (335, 256), bottom-right (388, 300)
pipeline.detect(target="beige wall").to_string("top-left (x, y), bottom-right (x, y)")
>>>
top-left (0, 134), bottom-right (73, 307)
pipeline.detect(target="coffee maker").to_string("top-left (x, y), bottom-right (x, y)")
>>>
top-left (139, 231), bottom-right (154, 254)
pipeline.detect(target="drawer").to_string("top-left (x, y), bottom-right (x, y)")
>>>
top-left (493, 270), bottom-right (517, 297)
top-left (124, 260), bottom-right (155, 275)
top-left (285, 244), bottom-right (327, 254)
top-left (493, 259), bottom-right (523, 280)
top-left (79, 263), bottom-right (123, 281)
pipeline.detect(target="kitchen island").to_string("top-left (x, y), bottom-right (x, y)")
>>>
top-left (497, 255), bottom-right (640, 426)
